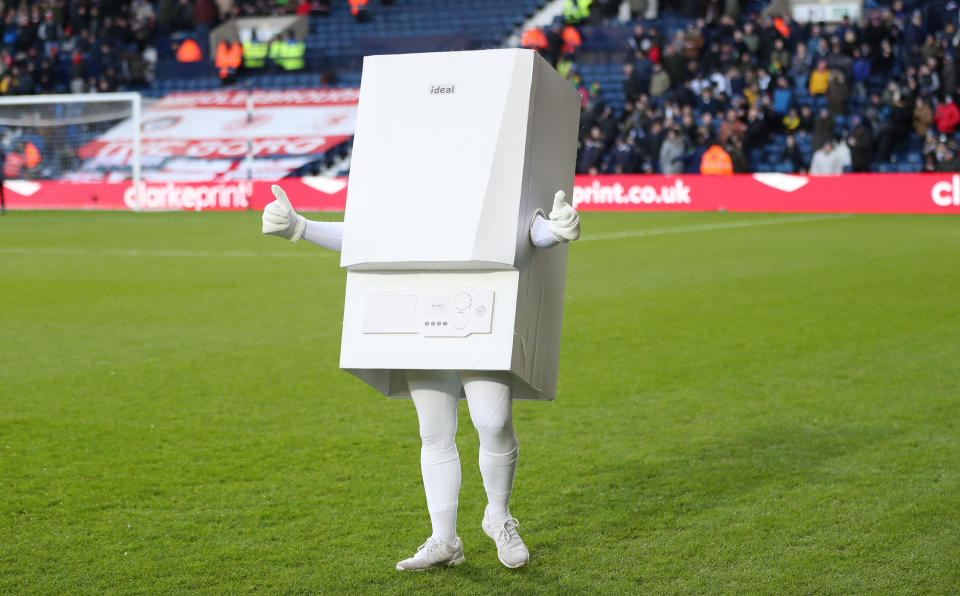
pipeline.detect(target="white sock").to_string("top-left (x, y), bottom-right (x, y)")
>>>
top-left (422, 443), bottom-right (460, 545)
top-left (479, 445), bottom-right (518, 520)
top-left (429, 508), bottom-right (458, 546)
top-left (409, 370), bottom-right (463, 546)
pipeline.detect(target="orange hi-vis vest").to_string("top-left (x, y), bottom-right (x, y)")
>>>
top-left (521, 28), bottom-right (548, 49)
top-left (177, 38), bottom-right (202, 62)
top-left (349, 0), bottom-right (369, 16)
top-left (24, 142), bottom-right (41, 169)
top-left (215, 41), bottom-right (242, 78)
top-left (561, 26), bottom-right (582, 54)
top-left (700, 144), bottom-right (733, 175)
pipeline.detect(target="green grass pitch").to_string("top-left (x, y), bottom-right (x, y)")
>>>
top-left (2, 210), bottom-right (958, 594)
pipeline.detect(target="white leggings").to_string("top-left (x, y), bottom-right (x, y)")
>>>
top-left (407, 370), bottom-right (518, 542)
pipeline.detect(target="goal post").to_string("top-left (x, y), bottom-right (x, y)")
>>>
top-left (0, 92), bottom-right (143, 210)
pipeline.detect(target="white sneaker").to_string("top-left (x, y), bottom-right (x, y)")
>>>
top-left (395, 537), bottom-right (465, 571)
top-left (481, 508), bottom-right (530, 568)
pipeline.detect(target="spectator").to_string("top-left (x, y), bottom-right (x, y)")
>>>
top-left (772, 76), bottom-right (792, 115)
top-left (634, 50), bottom-right (653, 91)
top-left (877, 96), bottom-right (913, 161)
top-left (864, 12), bottom-right (887, 56)
top-left (621, 62), bottom-right (645, 104)
top-left (881, 81), bottom-right (900, 109)
top-left (809, 140), bottom-right (846, 174)
top-left (610, 136), bottom-right (639, 173)
top-left (903, 11), bottom-right (927, 68)
top-left (743, 80), bottom-right (760, 107)
top-left (809, 60), bottom-right (830, 95)
top-left (827, 71), bottom-right (850, 116)
top-left (578, 126), bottom-right (605, 174)
top-left (812, 36), bottom-right (831, 64)
top-left (743, 106), bottom-right (770, 150)
top-left (742, 22), bottom-right (760, 56)
top-left (132, 0), bottom-right (156, 25)
top-left (827, 37), bottom-right (854, 81)
top-left (812, 107), bottom-right (834, 150)
top-left (649, 62), bottom-right (670, 97)
top-left (851, 47), bottom-right (871, 98)
top-left (847, 118), bottom-right (873, 172)
top-left (918, 58), bottom-right (940, 96)
top-left (709, 68), bottom-right (731, 97)
top-left (790, 44), bottom-right (812, 90)
top-left (934, 95), bottom-right (960, 134)
top-left (873, 39), bottom-right (896, 77)
top-left (683, 22), bottom-right (704, 60)
top-left (782, 106), bottom-right (801, 132)
top-left (768, 37), bottom-right (790, 75)
top-left (69, 50), bottom-right (87, 93)
top-left (913, 97), bottom-right (933, 137)
top-left (782, 134), bottom-right (805, 173)
top-left (158, 0), bottom-right (177, 35)
top-left (798, 104), bottom-right (815, 133)
top-left (596, 105), bottom-right (619, 147)
top-left (696, 85), bottom-right (721, 116)
top-left (679, 130), bottom-right (710, 173)
top-left (726, 136), bottom-right (749, 173)
top-left (935, 143), bottom-right (960, 171)
top-left (174, 0), bottom-right (195, 32)
top-left (661, 45), bottom-right (686, 87)
top-left (718, 108), bottom-right (745, 145)
top-left (943, 54), bottom-right (957, 98)
top-left (659, 127), bottom-right (685, 174)
top-left (194, 0), bottom-right (220, 31)
top-left (542, 23), bottom-right (564, 65)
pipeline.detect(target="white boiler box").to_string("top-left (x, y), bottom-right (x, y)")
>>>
top-left (338, 48), bottom-right (581, 400)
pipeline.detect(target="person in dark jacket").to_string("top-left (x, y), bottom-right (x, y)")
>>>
top-left (622, 62), bottom-right (646, 104)
top-left (726, 135), bottom-right (749, 173)
top-left (782, 134), bottom-right (806, 173)
top-left (847, 119), bottom-right (874, 172)
top-left (812, 107), bottom-right (834, 150)
top-left (935, 143), bottom-right (960, 171)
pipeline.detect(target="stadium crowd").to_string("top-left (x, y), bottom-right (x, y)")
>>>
top-left (3, 0), bottom-right (960, 177)
top-left (529, 1), bottom-right (960, 174)
top-left (0, 0), bottom-right (325, 95)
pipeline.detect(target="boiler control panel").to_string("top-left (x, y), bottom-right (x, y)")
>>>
top-left (362, 287), bottom-right (494, 337)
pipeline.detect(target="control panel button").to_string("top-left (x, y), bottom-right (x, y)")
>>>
top-left (452, 313), bottom-right (467, 330)
top-left (454, 291), bottom-right (472, 311)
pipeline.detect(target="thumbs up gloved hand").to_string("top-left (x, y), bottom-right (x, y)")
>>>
top-left (262, 184), bottom-right (306, 242)
top-left (548, 190), bottom-right (580, 242)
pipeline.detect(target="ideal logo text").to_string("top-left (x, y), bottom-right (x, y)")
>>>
top-left (429, 84), bottom-right (456, 95)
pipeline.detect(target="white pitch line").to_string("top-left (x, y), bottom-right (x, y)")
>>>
top-left (581, 214), bottom-right (854, 242)
top-left (0, 247), bottom-right (331, 258)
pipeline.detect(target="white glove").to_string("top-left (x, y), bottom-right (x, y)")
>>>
top-left (262, 184), bottom-right (306, 242)
top-left (548, 190), bottom-right (580, 242)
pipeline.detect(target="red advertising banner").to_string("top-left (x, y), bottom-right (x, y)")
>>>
top-left (1, 177), bottom-right (348, 211)
top-left (4, 173), bottom-right (960, 213)
top-left (571, 173), bottom-right (960, 214)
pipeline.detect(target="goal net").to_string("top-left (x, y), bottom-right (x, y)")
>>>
top-left (0, 92), bottom-right (142, 209)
